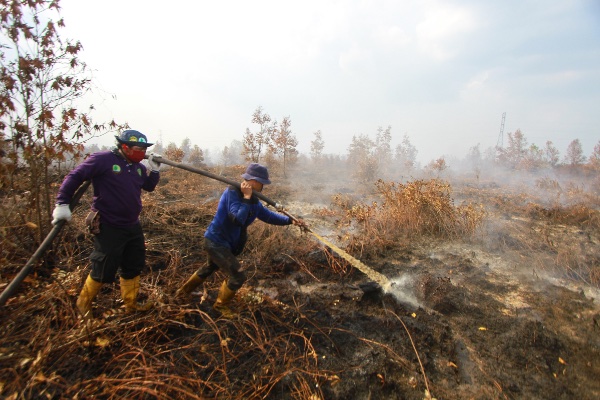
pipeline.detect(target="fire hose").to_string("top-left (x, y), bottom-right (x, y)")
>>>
top-left (149, 156), bottom-right (391, 290)
top-left (0, 156), bottom-right (389, 308)
top-left (145, 155), bottom-right (284, 210)
top-left (0, 180), bottom-right (91, 306)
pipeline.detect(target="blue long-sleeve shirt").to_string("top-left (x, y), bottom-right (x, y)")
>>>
top-left (204, 186), bottom-right (292, 251)
top-left (56, 149), bottom-right (159, 227)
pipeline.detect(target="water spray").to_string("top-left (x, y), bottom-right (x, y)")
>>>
top-left (147, 155), bottom-right (395, 292)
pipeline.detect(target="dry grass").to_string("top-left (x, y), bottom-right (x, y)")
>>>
top-left (0, 168), bottom-right (358, 399)
top-left (0, 271), bottom-right (335, 399)
top-left (329, 179), bottom-right (486, 257)
top-left (2, 164), bottom-right (600, 398)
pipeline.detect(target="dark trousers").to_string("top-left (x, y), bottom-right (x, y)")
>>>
top-left (89, 223), bottom-right (145, 283)
top-left (195, 238), bottom-right (246, 290)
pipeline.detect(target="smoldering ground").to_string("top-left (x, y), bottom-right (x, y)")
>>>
top-left (0, 157), bottom-right (599, 399)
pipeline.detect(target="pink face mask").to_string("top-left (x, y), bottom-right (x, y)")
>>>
top-left (122, 145), bottom-right (146, 163)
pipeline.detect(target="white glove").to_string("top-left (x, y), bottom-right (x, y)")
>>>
top-left (148, 152), bottom-right (162, 172)
top-left (52, 204), bottom-right (72, 225)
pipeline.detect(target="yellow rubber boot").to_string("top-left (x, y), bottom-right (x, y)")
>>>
top-left (213, 281), bottom-right (237, 318)
top-left (120, 276), bottom-right (154, 312)
top-left (175, 274), bottom-right (205, 300)
top-left (76, 274), bottom-right (103, 319)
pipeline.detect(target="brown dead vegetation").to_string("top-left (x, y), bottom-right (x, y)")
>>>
top-left (1, 165), bottom-right (599, 399)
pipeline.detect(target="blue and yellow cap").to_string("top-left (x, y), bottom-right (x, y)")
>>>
top-left (115, 130), bottom-right (153, 148)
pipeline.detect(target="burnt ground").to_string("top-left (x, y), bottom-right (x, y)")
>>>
top-left (1, 168), bottom-right (599, 399)
top-left (239, 233), bottom-right (600, 400)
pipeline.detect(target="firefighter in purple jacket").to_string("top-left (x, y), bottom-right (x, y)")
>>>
top-left (175, 163), bottom-right (303, 317)
top-left (52, 130), bottom-right (161, 318)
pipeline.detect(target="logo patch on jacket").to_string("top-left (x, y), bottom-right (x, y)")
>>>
top-left (112, 165), bottom-right (121, 173)
top-left (137, 168), bottom-right (142, 176)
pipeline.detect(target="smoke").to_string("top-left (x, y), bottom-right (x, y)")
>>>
top-left (387, 274), bottom-right (423, 308)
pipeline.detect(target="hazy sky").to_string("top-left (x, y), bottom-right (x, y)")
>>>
top-left (59, 0), bottom-right (600, 163)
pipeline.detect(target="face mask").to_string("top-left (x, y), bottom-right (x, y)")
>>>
top-left (121, 144), bottom-right (146, 163)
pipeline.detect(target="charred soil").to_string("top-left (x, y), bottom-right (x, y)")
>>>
top-left (1, 168), bottom-right (599, 399)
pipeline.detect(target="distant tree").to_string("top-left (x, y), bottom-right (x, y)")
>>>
top-left (181, 137), bottom-right (192, 160)
top-left (395, 134), bottom-right (418, 171)
top-left (544, 140), bottom-right (560, 167)
top-left (375, 126), bottom-right (393, 177)
top-left (348, 134), bottom-right (378, 183)
top-left (426, 157), bottom-right (447, 177)
top-left (220, 146), bottom-right (231, 166)
top-left (152, 140), bottom-right (164, 155)
top-left (262, 147), bottom-right (278, 174)
top-left (482, 146), bottom-right (496, 162)
top-left (165, 142), bottom-right (184, 163)
top-left (589, 141), bottom-right (600, 170)
top-left (521, 144), bottom-right (545, 171)
top-left (229, 140), bottom-right (244, 164)
top-left (219, 140), bottom-right (245, 166)
top-left (0, 0), bottom-right (121, 240)
top-left (218, 147), bottom-right (232, 166)
top-left (241, 128), bottom-right (258, 162)
top-left (497, 129), bottom-right (527, 169)
top-left (242, 106), bottom-right (275, 163)
top-left (310, 130), bottom-right (325, 163)
top-left (203, 148), bottom-right (211, 165)
top-left (467, 144), bottom-right (482, 180)
top-left (270, 116), bottom-right (298, 177)
top-left (188, 144), bottom-right (204, 166)
top-left (563, 139), bottom-right (586, 166)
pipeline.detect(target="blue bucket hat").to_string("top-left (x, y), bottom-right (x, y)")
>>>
top-left (115, 130), bottom-right (153, 148)
top-left (241, 163), bottom-right (271, 185)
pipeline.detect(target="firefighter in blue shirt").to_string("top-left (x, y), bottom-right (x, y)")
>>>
top-left (52, 130), bottom-right (161, 318)
top-left (176, 163), bottom-right (302, 317)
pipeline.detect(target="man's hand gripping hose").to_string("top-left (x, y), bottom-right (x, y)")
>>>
top-left (280, 208), bottom-right (311, 234)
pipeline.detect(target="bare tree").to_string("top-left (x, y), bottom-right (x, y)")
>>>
top-left (242, 106), bottom-right (275, 163)
top-left (589, 140), bottom-right (600, 171)
top-left (348, 134), bottom-right (378, 183)
top-left (496, 129), bottom-right (528, 169)
top-left (544, 140), bottom-right (560, 167)
top-left (563, 139), bottom-right (586, 166)
top-left (520, 144), bottom-right (545, 171)
top-left (165, 142), bottom-right (184, 163)
top-left (0, 0), bottom-right (122, 239)
top-left (395, 134), bottom-right (418, 171)
top-left (188, 144), bottom-right (204, 166)
top-left (242, 128), bottom-right (258, 162)
top-left (310, 130), bottom-right (325, 163)
top-left (375, 126), bottom-right (393, 177)
top-left (181, 137), bottom-right (192, 161)
top-left (269, 116), bottom-right (298, 177)
top-left (467, 144), bottom-right (482, 181)
top-left (426, 157), bottom-right (447, 177)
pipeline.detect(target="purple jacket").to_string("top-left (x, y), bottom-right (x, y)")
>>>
top-left (56, 149), bottom-right (159, 227)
